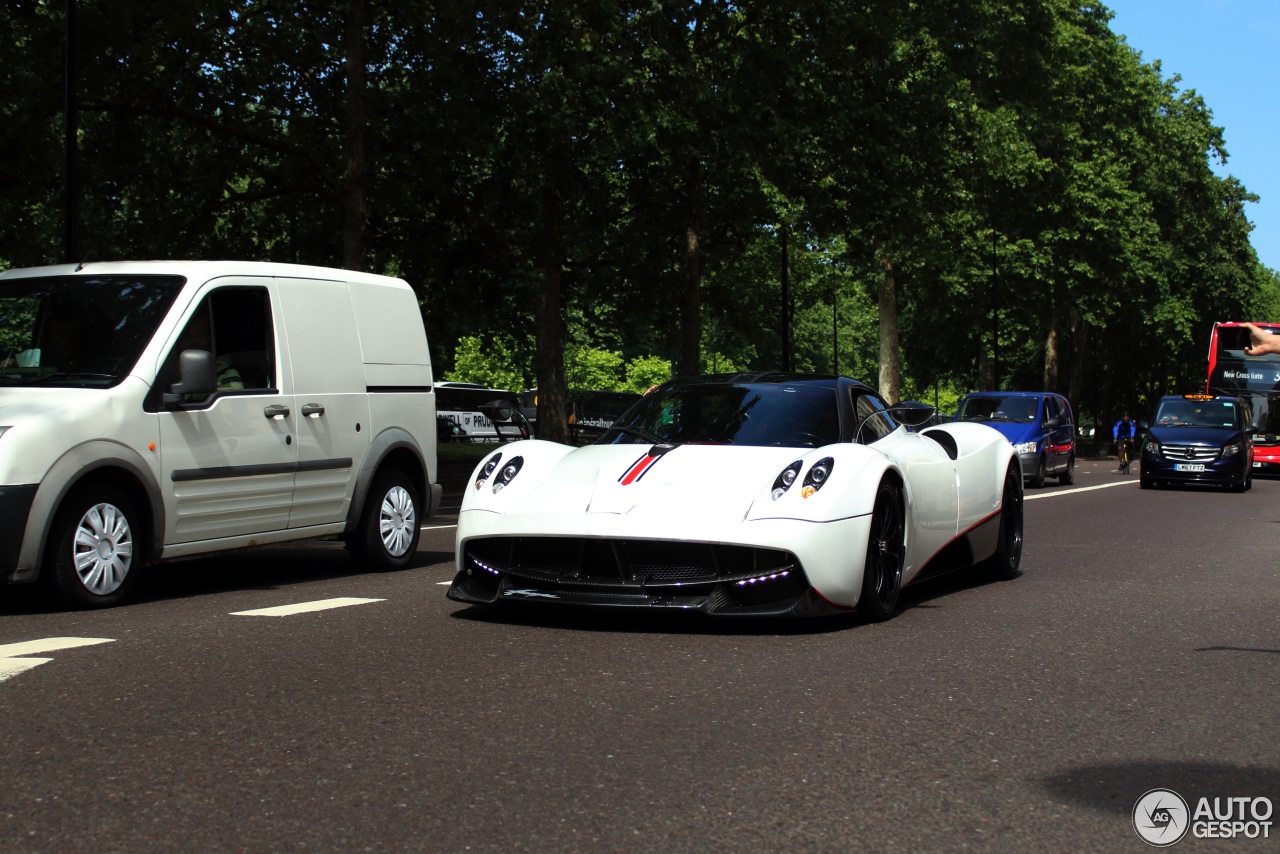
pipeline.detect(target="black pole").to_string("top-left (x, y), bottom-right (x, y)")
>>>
top-left (64, 0), bottom-right (78, 263)
top-left (780, 227), bottom-right (792, 371)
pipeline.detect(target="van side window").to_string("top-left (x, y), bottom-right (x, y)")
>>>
top-left (155, 288), bottom-right (275, 406)
top-left (852, 391), bottom-right (895, 443)
top-left (1043, 397), bottom-right (1058, 423)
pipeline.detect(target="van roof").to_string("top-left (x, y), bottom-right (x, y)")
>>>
top-left (0, 260), bottom-right (410, 289)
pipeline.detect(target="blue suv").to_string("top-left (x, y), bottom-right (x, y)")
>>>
top-left (955, 391), bottom-right (1076, 487)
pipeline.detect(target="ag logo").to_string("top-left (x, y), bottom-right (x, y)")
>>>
top-left (1133, 788), bottom-right (1190, 846)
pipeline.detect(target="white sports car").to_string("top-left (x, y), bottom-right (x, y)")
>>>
top-left (447, 374), bottom-right (1023, 620)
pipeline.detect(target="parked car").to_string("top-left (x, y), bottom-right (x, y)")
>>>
top-left (436, 382), bottom-right (526, 442)
top-left (449, 373), bottom-right (1024, 621)
top-left (1140, 393), bottom-right (1253, 491)
top-left (0, 260), bottom-right (441, 608)
top-left (955, 391), bottom-right (1075, 487)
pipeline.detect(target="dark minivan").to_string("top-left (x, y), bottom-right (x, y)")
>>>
top-left (1140, 393), bottom-right (1253, 491)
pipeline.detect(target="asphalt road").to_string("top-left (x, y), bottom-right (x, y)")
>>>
top-left (1, 459), bottom-right (1277, 852)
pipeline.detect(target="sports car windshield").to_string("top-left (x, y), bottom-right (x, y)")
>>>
top-left (1153, 398), bottom-right (1243, 429)
top-left (599, 382), bottom-right (839, 447)
top-left (0, 274), bottom-right (185, 388)
top-left (958, 396), bottom-right (1039, 423)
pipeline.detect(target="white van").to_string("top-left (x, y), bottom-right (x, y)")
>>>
top-left (0, 261), bottom-right (441, 607)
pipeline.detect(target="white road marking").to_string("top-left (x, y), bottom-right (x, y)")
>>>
top-left (231, 597), bottom-right (385, 617)
top-left (1026, 480), bottom-right (1138, 501)
top-left (437, 581), bottom-right (452, 585)
top-left (0, 637), bottom-right (116, 683)
top-left (420, 524), bottom-right (457, 531)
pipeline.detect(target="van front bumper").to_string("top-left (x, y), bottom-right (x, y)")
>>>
top-left (0, 485), bottom-right (38, 582)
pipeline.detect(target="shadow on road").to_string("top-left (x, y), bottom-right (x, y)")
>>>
top-left (1042, 760), bottom-right (1280, 816)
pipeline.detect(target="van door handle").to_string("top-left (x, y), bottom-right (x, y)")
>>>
top-left (264, 404), bottom-right (291, 419)
top-left (301, 403), bottom-right (325, 418)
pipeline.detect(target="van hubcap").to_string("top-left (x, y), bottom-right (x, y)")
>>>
top-left (379, 486), bottom-right (416, 557)
top-left (74, 503), bottom-right (133, 595)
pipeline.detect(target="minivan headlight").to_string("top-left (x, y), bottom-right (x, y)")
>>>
top-left (1222, 442), bottom-right (1242, 457)
top-left (1012, 441), bottom-right (1037, 455)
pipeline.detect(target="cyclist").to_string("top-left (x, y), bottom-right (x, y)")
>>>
top-left (1113, 412), bottom-right (1138, 473)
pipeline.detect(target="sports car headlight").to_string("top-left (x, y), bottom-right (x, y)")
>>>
top-left (800, 457), bottom-right (835, 499)
top-left (1012, 441), bottom-right (1037, 455)
top-left (491, 456), bottom-right (524, 493)
top-left (474, 452), bottom-right (503, 490)
top-left (771, 461), bottom-right (803, 500)
top-left (1223, 442), bottom-right (1242, 457)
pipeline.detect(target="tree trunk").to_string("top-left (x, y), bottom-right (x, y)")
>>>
top-left (1043, 296), bottom-right (1062, 392)
top-left (877, 253), bottom-right (901, 404)
top-left (679, 157), bottom-right (702, 376)
top-left (536, 180), bottom-right (568, 443)
top-left (341, 0), bottom-right (368, 271)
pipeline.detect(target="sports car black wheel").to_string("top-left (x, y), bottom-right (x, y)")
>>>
top-left (859, 478), bottom-right (905, 622)
top-left (984, 464), bottom-right (1024, 581)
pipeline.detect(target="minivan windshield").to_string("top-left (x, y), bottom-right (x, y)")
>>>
top-left (0, 274), bottom-right (185, 388)
top-left (1153, 397), bottom-right (1243, 430)
top-left (957, 396), bottom-right (1040, 424)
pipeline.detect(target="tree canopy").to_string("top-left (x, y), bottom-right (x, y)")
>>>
top-left (3, 0), bottom-right (1277, 436)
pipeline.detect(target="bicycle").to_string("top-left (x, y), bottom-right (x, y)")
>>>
top-left (1116, 435), bottom-right (1134, 475)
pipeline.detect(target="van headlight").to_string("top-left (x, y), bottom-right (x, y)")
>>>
top-left (1222, 442), bottom-right (1242, 457)
top-left (1012, 441), bottom-right (1037, 455)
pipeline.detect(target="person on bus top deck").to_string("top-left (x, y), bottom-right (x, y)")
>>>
top-left (1242, 323), bottom-right (1280, 357)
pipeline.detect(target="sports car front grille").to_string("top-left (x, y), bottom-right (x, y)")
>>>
top-left (464, 536), bottom-right (798, 588)
top-left (1159, 444), bottom-right (1220, 461)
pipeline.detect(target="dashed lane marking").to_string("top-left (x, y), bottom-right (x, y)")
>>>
top-left (0, 637), bottom-right (116, 683)
top-left (231, 597), bottom-right (385, 617)
top-left (1026, 479), bottom-right (1139, 500)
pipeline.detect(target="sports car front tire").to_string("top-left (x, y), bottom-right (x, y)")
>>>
top-left (858, 478), bottom-right (905, 622)
top-left (984, 464), bottom-right (1024, 580)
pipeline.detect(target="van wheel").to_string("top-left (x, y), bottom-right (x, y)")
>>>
top-left (1057, 455), bottom-right (1075, 485)
top-left (352, 468), bottom-right (421, 570)
top-left (1030, 456), bottom-right (1047, 488)
top-left (44, 487), bottom-right (140, 609)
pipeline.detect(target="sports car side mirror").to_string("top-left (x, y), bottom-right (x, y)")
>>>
top-left (480, 399), bottom-right (531, 440)
top-left (888, 400), bottom-right (937, 428)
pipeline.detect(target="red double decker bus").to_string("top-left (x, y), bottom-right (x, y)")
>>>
top-left (1207, 321), bottom-right (1280, 473)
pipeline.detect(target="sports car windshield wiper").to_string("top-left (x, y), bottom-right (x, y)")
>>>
top-left (601, 424), bottom-right (667, 444)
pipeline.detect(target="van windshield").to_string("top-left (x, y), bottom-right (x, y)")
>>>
top-left (957, 396), bottom-right (1041, 424)
top-left (0, 274), bottom-right (185, 388)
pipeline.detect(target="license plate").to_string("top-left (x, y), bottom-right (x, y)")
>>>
top-left (1174, 463), bottom-right (1205, 472)
top-left (1254, 461), bottom-right (1262, 468)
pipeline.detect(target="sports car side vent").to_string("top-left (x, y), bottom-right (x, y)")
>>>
top-left (921, 429), bottom-right (958, 460)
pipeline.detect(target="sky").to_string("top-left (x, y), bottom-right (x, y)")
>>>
top-left (1104, 0), bottom-right (1280, 273)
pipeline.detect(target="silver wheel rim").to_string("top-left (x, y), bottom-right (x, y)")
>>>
top-left (73, 502), bottom-right (133, 595)
top-left (379, 486), bottom-right (416, 558)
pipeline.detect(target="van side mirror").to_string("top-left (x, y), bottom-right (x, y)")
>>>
top-left (163, 349), bottom-right (216, 405)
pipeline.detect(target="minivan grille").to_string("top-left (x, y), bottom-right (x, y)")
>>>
top-left (1160, 444), bottom-right (1220, 462)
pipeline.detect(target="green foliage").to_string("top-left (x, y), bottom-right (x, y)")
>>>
top-left (0, 0), bottom-right (1272, 421)
top-left (444, 335), bottom-right (529, 393)
top-left (623, 355), bottom-right (672, 393)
